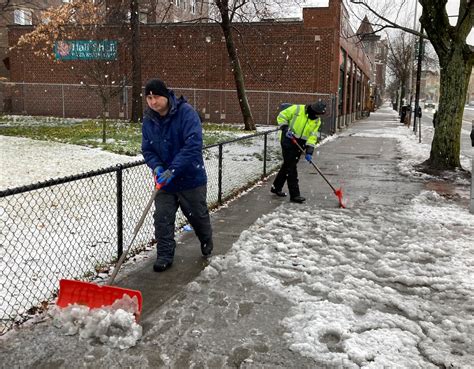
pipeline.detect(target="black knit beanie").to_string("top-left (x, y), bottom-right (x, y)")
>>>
top-left (144, 79), bottom-right (169, 98)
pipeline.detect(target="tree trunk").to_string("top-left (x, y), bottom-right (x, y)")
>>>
top-left (428, 46), bottom-right (471, 170)
top-left (130, 0), bottom-right (142, 123)
top-left (218, 11), bottom-right (255, 130)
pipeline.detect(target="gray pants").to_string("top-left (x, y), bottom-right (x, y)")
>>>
top-left (153, 185), bottom-right (212, 263)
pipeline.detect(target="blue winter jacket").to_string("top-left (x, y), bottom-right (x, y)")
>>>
top-left (141, 90), bottom-right (207, 192)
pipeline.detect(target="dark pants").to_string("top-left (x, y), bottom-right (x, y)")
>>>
top-left (153, 185), bottom-right (212, 263)
top-left (272, 136), bottom-right (303, 198)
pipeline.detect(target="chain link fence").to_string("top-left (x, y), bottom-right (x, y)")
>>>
top-left (0, 128), bottom-right (281, 334)
top-left (0, 82), bottom-right (336, 135)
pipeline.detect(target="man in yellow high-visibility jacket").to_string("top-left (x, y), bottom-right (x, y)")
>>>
top-left (271, 100), bottom-right (326, 203)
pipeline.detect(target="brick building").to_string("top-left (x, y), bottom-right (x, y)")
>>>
top-left (5, 0), bottom-right (371, 129)
top-left (420, 70), bottom-right (440, 103)
top-left (1, 0), bottom-right (208, 80)
top-left (0, 0), bottom-right (62, 79)
top-left (356, 16), bottom-right (388, 111)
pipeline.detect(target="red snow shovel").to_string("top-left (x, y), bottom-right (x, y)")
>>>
top-left (57, 182), bottom-right (163, 320)
top-left (289, 136), bottom-right (346, 208)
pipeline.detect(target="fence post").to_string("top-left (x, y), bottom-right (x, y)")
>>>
top-left (116, 166), bottom-right (124, 258)
top-left (22, 83), bottom-right (26, 113)
top-left (267, 91), bottom-right (270, 125)
top-left (61, 84), bottom-right (65, 118)
top-left (263, 133), bottom-right (268, 178)
top-left (218, 144), bottom-right (223, 204)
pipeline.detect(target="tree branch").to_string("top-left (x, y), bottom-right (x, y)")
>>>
top-left (349, 0), bottom-right (424, 37)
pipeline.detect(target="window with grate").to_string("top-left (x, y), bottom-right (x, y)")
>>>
top-left (14, 9), bottom-right (32, 25)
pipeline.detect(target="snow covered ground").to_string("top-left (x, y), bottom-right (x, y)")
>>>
top-left (0, 135), bottom-right (141, 190)
top-left (1, 107), bottom-right (473, 368)
top-left (0, 130), bottom-right (281, 324)
top-left (223, 192), bottom-right (473, 367)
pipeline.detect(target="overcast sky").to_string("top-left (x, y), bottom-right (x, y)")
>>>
top-left (288, 0), bottom-right (473, 45)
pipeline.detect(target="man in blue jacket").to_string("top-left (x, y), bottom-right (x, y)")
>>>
top-left (142, 79), bottom-right (213, 272)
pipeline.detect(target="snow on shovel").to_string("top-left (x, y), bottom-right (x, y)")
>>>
top-left (57, 183), bottom-right (163, 320)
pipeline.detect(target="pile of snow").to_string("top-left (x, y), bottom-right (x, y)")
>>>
top-left (51, 295), bottom-right (142, 350)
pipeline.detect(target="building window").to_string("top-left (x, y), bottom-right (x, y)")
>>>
top-left (139, 12), bottom-right (148, 24)
top-left (14, 9), bottom-right (32, 25)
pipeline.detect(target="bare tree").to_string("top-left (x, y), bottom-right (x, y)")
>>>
top-left (15, 1), bottom-right (130, 140)
top-left (129, 0), bottom-right (142, 122)
top-left (14, 0), bottom-right (145, 122)
top-left (207, 0), bottom-right (302, 131)
top-left (212, 0), bottom-right (256, 131)
top-left (384, 29), bottom-right (438, 105)
top-left (386, 30), bottom-right (412, 104)
top-left (349, 0), bottom-right (473, 171)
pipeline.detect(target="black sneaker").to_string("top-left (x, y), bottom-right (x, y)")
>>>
top-left (201, 239), bottom-right (213, 257)
top-left (271, 186), bottom-right (287, 197)
top-left (153, 260), bottom-right (173, 272)
top-left (290, 196), bottom-right (306, 203)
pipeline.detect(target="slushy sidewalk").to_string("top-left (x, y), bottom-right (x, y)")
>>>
top-left (1, 106), bottom-right (472, 368)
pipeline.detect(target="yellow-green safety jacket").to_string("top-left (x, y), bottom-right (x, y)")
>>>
top-left (277, 104), bottom-right (321, 148)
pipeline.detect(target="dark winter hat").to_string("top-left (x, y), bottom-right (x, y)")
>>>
top-left (309, 100), bottom-right (327, 115)
top-left (145, 79), bottom-right (169, 98)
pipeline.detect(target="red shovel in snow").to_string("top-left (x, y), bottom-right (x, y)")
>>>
top-left (57, 182), bottom-right (163, 319)
top-left (289, 136), bottom-right (346, 208)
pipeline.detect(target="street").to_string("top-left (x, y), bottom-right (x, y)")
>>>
top-left (414, 106), bottom-right (473, 162)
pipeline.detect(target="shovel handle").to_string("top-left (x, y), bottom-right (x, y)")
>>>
top-left (290, 137), bottom-right (337, 193)
top-left (107, 186), bottom-right (161, 285)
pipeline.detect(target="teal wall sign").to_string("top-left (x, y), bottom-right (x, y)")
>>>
top-left (54, 40), bottom-right (117, 61)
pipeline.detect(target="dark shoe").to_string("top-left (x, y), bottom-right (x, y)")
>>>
top-left (201, 239), bottom-right (213, 257)
top-left (153, 260), bottom-right (173, 272)
top-left (271, 186), bottom-right (287, 197)
top-left (290, 196), bottom-right (306, 203)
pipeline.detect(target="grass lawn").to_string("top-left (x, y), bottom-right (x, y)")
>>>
top-left (0, 115), bottom-right (249, 156)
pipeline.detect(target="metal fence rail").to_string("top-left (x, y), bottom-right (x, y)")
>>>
top-left (0, 82), bottom-right (336, 135)
top-left (0, 129), bottom-right (281, 334)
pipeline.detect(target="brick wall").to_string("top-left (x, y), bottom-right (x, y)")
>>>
top-left (6, 0), bottom-right (370, 123)
top-left (0, 0), bottom-right (63, 79)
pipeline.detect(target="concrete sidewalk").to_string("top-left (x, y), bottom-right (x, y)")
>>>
top-left (1, 107), bottom-right (469, 368)
top-left (118, 106), bottom-right (424, 324)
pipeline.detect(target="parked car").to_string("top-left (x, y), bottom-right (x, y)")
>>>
top-left (424, 100), bottom-right (436, 110)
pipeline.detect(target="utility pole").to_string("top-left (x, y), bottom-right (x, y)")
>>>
top-left (407, 0), bottom-right (418, 127)
top-left (414, 27), bottom-right (424, 142)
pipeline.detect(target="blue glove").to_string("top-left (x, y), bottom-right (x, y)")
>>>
top-left (305, 153), bottom-right (312, 162)
top-left (153, 166), bottom-right (164, 176)
top-left (157, 169), bottom-right (175, 186)
top-left (286, 130), bottom-right (294, 139)
top-left (153, 166), bottom-right (164, 187)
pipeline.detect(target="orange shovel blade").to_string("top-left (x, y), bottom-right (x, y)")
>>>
top-left (334, 188), bottom-right (346, 208)
top-left (57, 279), bottom-right (142, 319)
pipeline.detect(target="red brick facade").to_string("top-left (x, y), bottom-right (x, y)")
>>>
top-left (5, 0), bottom-right (371, 127)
